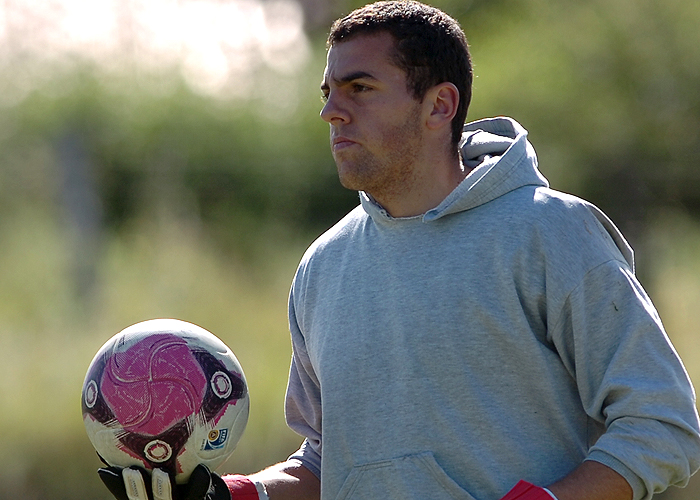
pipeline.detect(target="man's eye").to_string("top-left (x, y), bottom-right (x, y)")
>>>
top-left (321, 93), bottom-right (329, 103)
top-left (352, 83), bottom-right (370, 93)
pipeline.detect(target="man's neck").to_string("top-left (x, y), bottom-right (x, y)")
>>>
top-left (371, 155), bottom-right (468, 218)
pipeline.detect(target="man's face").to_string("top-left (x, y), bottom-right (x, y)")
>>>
top-left (320, 32), bottom-right (425, 200)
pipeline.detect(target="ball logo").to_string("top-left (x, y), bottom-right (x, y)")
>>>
top-left (84, 380), bottom-right (98, 409)
top-left (211, 371), bottom-right (232, 399)
top-left (145, 440), bottom-right (173, 463)
top-left (204, 428), bottom-right (229, 450)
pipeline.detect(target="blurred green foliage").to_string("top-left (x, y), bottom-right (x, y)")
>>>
top-left (1, 0), bottom-right (700, 498)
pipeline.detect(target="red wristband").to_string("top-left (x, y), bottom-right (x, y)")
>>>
top-left (222, 474), bottom-right (260, 500)
top-left (500, 480), bottom-right (555, 500)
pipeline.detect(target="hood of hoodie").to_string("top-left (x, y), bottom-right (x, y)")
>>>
top-left (360, 117), bottom-right (549, 222)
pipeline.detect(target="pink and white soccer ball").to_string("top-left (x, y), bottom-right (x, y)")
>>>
top-left (82, 319), bottom-right (249, 483)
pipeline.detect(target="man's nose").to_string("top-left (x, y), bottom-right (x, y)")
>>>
top-left (320, 92), bottom-right (349, 123)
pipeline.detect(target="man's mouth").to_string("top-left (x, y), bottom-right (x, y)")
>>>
top-left (332, 136), bottom-right (357, 152)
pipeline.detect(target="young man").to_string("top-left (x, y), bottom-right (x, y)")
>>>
top-left (99, 2), bottom-right (700, 500)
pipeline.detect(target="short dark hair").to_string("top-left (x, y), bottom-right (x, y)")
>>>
top-left (328, 1), bottom-right (473, 145)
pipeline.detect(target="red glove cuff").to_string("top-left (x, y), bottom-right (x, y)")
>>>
top-left (500, 480), bottom-right (556, 500)
top-left (222, 474), bottom-right (260, 500)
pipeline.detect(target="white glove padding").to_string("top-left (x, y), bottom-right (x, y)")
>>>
top-left (98, 464), bottom-right (230, 500)
top-left (121, 467), bottom-right (150, 500)
top-left (122, 468), bottom-right (172, 500)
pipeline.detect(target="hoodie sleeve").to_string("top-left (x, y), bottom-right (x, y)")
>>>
top-left (551, 259), bottom-right (700, 500)
top-left (283, 278), bottom-right (323, 479)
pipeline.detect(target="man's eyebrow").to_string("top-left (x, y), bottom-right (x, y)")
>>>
top-left (321, 71), bottom-right (378, 90)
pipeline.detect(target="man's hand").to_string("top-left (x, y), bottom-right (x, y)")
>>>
top-left (97, 464), bottom-right (231, 500)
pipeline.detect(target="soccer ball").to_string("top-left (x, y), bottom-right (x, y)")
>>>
top-left (81, 319), bottom-right (249, 483)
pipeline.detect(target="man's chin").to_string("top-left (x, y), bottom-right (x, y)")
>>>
top-left (337, 175), bottom-right (363, 192)
top-left (335, 155), bottom-right (383, 193)
top-left (335, 163), bottom-right (361, 191)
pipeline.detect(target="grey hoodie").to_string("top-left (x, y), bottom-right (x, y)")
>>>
top-left (285, 117), bottom-right (700, 500)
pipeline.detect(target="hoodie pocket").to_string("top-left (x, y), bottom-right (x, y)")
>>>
top-left (334, 451), bottom-right (477, 500)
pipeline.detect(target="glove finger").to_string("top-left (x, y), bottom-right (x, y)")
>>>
top-left (183, 464), bottom-right (214, 500)
top-left (98, 467), bottom-right (130, 500)
top-left (123, 467), bottom-right (152, 500)
top-left (152, 468), bottom-right (175, 500)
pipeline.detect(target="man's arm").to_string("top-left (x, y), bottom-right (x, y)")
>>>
top-left (547, 461), bottom-right (632, 500)
top-left (246, 460), bottom-right (320, 500)
top-left (247, 460), bottom-right (633, 500)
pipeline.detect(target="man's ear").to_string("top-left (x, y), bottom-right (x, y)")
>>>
top-left (425, 82), bottom-right (460, 131)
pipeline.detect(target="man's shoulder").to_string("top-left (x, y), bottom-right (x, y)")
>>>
top-left (528, 186), bottom-right (634, 270)
top-left (316, 204), bottom-right (367, 244)
top-left (531, 186), bottom-right (591, 211)
top-left (299, 204), bottom-right (367, 263)
top-left (522, 186), bottom-right (609, 232)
